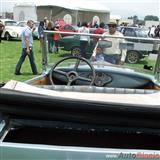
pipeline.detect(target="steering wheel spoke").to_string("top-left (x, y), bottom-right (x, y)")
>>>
top-left (77, 76), bottom-right (92, 82)
top-left (53, 69), bottom-right (67, 76)
top-left (73, 59), bottom-right (81, 71)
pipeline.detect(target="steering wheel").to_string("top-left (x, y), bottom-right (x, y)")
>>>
top-left (49, 56), bottom-right (96, 86)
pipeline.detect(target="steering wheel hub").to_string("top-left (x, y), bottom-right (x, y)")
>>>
top-left (67, 71), bottom-right (78, 81)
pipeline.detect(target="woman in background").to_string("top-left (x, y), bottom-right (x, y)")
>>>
top-left (46, 21), bottom-right (54, 53)
top-left (38, 21), bottom-right (45, 52)
top-left (53, 24), bottom-right (61, 53)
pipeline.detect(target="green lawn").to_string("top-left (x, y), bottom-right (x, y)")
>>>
top-left (0, 39), bottom-right (70, 83)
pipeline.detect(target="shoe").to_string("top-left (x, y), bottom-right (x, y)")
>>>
top-left (15, 72), bottom-right (22, 75)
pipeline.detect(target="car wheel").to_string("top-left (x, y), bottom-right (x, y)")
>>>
top-left (126, 50), bottom-right (140, 64)
top-left (71, 47), bottom-right (81, 56)
top-left (5, 32), bottom-right (11, 41)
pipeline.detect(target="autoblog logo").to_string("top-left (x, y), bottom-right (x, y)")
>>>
top-left (119, 152), bottom-right (160, 159)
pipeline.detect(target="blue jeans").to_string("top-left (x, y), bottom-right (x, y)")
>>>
top-left (96, 54), bottom-right (121, 64)
top-left (47, 36), bottom-right (54, 53)
top-left (96, 53), bottom-right (104, 61)
top-left (80, 41), bottom-right (88, 58)
top-left (15, 47), bottom-right (38, 74)
top-left (105, 54), bottom-right (121, 64)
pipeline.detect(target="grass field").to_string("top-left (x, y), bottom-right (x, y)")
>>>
top-left (0, 39), bottom-right (70, 83)
top-left (0, 39), bottom-right (156, 83)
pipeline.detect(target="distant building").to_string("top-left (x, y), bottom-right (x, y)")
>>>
top-left (145, 20), bottom-right (160, 28)
top-left (13, 2), bottom-right (37, 21)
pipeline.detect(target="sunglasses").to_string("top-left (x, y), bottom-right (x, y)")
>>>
top-left (108, 25), bottom-right (116, 28)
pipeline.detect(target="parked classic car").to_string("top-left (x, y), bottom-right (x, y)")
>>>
top-left (118, 26), bottom-right (158, 63)
top-left (0, 31), bottom-right (160, 159)
top-left (0, 19), bottom-right (24, 40)
top-left (59, 32), bottom-right (157, 64)
top-left (59, 35), bottom-right (94, 55)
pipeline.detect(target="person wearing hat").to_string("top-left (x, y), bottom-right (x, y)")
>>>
top-left (92, 20), bottom-right (126, 65)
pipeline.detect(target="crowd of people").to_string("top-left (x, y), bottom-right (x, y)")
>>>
top-left (38, 17), bottom-right (61, 54)
top-left (13, 18), bottom-right (129, 75)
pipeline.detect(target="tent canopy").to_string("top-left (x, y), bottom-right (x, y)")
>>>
top-left (14, 0), bottom-right (110, 25)
top-left (34, 0), bottom-right (110, 13)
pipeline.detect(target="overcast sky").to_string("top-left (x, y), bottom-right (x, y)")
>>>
top-left (0, 0), bottom-right (160, 19)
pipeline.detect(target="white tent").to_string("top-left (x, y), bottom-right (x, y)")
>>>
top-left (13, 0), bottom-right (110, 25)
top-left (35, 0), bottom-right (110, 13)
top-left (35, 0), bottom-right (110, 25)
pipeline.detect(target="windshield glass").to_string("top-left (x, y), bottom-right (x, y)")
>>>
top-left (40, 31), bottom-right (159, 83)
top-left (5, 21), bottom-right (17, 26)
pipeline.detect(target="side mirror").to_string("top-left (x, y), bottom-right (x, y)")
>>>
top-left (97, 40), bottom-right (112, 48)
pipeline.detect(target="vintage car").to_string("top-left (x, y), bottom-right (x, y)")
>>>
top-left (59, 27), bottom-right (156, 64)
top-left (59, 35), bottom-right (95, 55)
top-left (0, 19), bottom-right (24, 40)
top-left (59, 35), bottom-right (152, 64)
top-left (118, 26), bottom-right (159, 63)
top-left (0, 31), bottom-right (160, 159)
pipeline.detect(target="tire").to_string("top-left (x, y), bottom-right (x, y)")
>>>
top-left (126, 50), bottom-right (140, 64)
top-left (71, 47), bottom-right (81, 56)
top-left (5, 32), bottom-right (11, 41)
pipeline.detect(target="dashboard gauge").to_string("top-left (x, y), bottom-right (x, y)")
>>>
top-left (94, 72), bottom-right (112, 87)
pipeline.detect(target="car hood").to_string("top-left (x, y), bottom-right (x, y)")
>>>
top-left (5, 26), bottom-right (25, 34)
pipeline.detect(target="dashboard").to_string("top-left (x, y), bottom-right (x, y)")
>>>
top-left (79, 72), bottom-right (112, 87)
top-left (52, 67), bottom-right (154, 89)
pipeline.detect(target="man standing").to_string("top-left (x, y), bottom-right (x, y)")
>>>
top-left (15, 20), bottom-right (38, 75)
top-left (0, 20), bottom-right (5, 43)
top-left (92, 20), bottom-right (126, 65)
top-left (78, 22), bottom-right (90, 58)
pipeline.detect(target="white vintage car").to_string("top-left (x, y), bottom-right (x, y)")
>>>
top-left (0, 19), bottom-right (24, 40)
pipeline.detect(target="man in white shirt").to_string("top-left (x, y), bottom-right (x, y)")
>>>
top-left (92, 20), bottom-right (126, 65)
top-left (150, 25), bottom-right (155, 38)
top-left (78, 22), bottom-right (90, 58)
